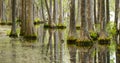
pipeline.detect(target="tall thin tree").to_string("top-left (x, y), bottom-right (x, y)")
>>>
top-left (9, 0), bottom-right (18, 37)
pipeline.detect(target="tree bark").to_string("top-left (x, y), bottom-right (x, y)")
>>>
top-left (87, 0), bottom-right (94, 32)
top-left (53, 0), bottom-right (58, 25)
top-left (24, 0), bottom-right (36, 38)
top-left (106, 0), bottom-right (110, 23)
top-left (20, 0), bottom-right (26, 36)
top-left (45, 0), bottom-right (53, 27)
top-left (68, 0), bottom-right (76, 38)
top-left (59, 0), bottom-right (63, 25)
top-left (10, 0), bottom-right (18, 37)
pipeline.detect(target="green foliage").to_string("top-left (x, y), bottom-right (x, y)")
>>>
top-left (106, 22), bottom-right (116, 38)
top-left (34, 18), bottom-right (40, 22)
top-left (110, 0), bottom-right (115, 11)
top-left (90, 31), bottom-right (98, 40)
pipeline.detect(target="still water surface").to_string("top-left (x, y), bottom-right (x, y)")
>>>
top-left (0, 25), bottom-right (116, 63)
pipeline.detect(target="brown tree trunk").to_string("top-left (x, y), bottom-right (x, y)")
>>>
top-left (10, 0), bottom-right (18, 37)
top-left (87, 0), bottom-right (94, 32)
top-left (106, 0), bottom-right (110, 24)
top-left (45, 0), bottom-right (53, 27)
top-left (53, 0), bottom-right (58, 25)
top-left (68, 0), bottom-right (76, 39)
top-left (0, 0), bottom-right (2, 21)
top-left (80, 0), bottom-right (90, 40)
top-left (59, 0), bottom-right (63, 25)
top-left (99, 0), bottom-right (107, 39)
top-left (94, 0), bottom-right (97, 25)
top-left (76, 0), bottom-right (81, 28)
top-left (115, 0), bottom-right (120, 63)
top-left (24, 0), bottom-right (36, 39)
top-left (20, 0), bottom-right (26, 36)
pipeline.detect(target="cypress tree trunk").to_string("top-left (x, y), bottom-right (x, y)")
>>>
top-left (53, 0), bottom-right (58, 25)
top-left (94, 0), bottom-right (97, 25)
top-left (24, 0), bottom-right (36, 39)
top-left (68, 0), bottom-right (76, 39)
top-left (106, 0), bottom-right (110, 23)
top-left (97, 0), bottom-right (100, 24)
top-left (59, 0), bottom-right (64, 25)
top-left (115, 0), bottom-right (119, 44)
top-left (76, 0), bottom-right (81, 28)
top-left (41, 0), bottom-right (46, 22)
top-left (98, 0), bottom-right (108, 40)
top-left (99, 0), bottom-right (105, 31)
top-left (79, 0), bottom-right (91, 40)
top-left (87, 0), bottom-right (94, 32)
top-left (20, 0), bottom-right (26, 36)
top-left (115, 0), bottom-right (120, 63)
top-left (0, 0), bottom-right (2, 21)
top-left (9, 0), bottom-right (18, 37)
top-left (8, 0), bottom-right (12, 23)
top-left (1, 0), bottom-right (6, 24)
top-left (45, 0), bottom-right (53, 27)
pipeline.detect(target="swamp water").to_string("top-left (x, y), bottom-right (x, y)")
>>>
top-left (0, 25), bottom-right (116, 63)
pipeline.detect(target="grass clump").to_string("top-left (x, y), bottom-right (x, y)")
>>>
top-left (90, 31), bottom-right (99, 41)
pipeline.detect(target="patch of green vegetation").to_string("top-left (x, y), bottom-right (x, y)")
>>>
top-left (106, 22), bottom-right (116, 38)
top-left (34, 18), bottom-right (47, 25)
top-left (34, 18), bottom-right (40, 22)
top-left (90, 31), bottom-right (99, 41)
top-left (6, 29), bottom-right (20, 36)
top-left (6, 30), bottom-right (11, 36)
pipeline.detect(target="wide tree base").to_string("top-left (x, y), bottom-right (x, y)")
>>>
top-left (24, 35), bottom-right (37, 40)
top-left (34, 21), bottom-right (47, 25)
top-left (98, 38), bottom-right (110, 45)
top-left (76, 40), bottom-right (93, 48)
top-left (9, 33), bottom-right (18, 38)
top-left (76, 26), bottom-right (80, 30)
top-left (67, 37), bottom-right (77, 45)
top-left (44, 24), bottom-right (66, 29)
top-left (0, 22), bottom-right (12, 25)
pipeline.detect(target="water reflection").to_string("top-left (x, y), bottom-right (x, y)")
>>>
top-left (0, 26), bottom-right (116, 63)
top-left (98, 45), bottom-right (110, 63)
